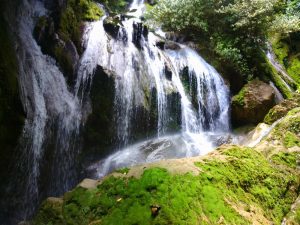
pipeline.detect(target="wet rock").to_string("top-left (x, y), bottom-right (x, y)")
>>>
top-left (150, 205), bottom-right (161, 217)
top-left (146, 0), bottom-right (157, 5)
top-left (103, 17), bottom-right (121, 39)
top-left (164, 63), bottom-right (172, 80)
top-left (165, 32), bottom-right (187, 43)
top-left (156, 40), bottom-right (165, 50)
top-left (33, 16), bottom-right (79, 84)
top-left (165, 41), bottom-right (181, 50)
top-left (132, 22), bottom-right (148, 49)
top-left (231, 80), bottom-right (276, 126)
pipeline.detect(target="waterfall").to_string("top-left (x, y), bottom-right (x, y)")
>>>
top-left (8, 0), bottom-right (81, 220)
top-left (82, 0), bottom-right (230, 177)
top-left (5, 0), bottom-right (230, 222)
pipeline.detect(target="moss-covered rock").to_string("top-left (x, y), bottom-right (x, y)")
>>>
top-left (231, 79), bottom-right (276, 126)
top-left (264, 94), bottom-right (300, 124)
top-left (33, 0), bottom-right (104, 84)
top-left (270, 33), bottom-right (300, 90)
top-left (32, 144), bottom-right (300, 225)
top-left (264, 108), bottom-right (300, 147)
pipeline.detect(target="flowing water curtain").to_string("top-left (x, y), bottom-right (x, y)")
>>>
top-left (10, 0), bottom-right (82, 218)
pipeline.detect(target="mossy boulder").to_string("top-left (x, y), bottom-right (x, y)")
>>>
top-left (231, 79), bottom-right (276, 126)
top-left (261, 107), bottom-right (300, 151)
top-left (264, 94), bottom-right (300, 125)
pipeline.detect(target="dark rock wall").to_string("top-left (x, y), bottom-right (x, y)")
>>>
top-left (0, 1), bottom-right (25, 224)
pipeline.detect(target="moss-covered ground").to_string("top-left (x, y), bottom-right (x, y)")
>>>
top-left (33, 143), bottom-right (299, 225)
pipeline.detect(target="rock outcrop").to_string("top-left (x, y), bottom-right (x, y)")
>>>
top-left (231, 79), bottom-right (276, 126)
top-left (264, 94), bottom-right (300, 124)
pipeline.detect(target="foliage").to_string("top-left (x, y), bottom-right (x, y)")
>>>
top-left (147, 0), bottom-right (300, 83)
top-left (96, 0), bottom-right (129, 14)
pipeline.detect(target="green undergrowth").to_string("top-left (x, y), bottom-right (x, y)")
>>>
top-left (33, 146), bottom-right (299, 225)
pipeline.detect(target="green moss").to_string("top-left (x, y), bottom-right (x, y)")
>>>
top-left (283, 131), bottom-right (300, 148)
top-left (58, 0), bottom-right (104, 51)
top-left (271, 152), bottom-right (298, 168)
top-left (80, 0), bottom-right (104, 21)
top-left (262, 57), bottom-right (293, 99)
top-left (287, 107), bottom-right (300, 116)
top-left (232, 87), bottom-right (246, 107)
top-left (264, 97), bottom-right (300, 125)
top-left (296, 207), bottom-right (300, 224)
top-left (271, 36), bottom-right (300, 90)
top-left (114, 167), bottom-right (130, 174)
top-left (197, 147), bottom-right (299, 224)
top-left (33, 146), bottom-right (300, 225)
top-left (33, 198), bottom-right (64, 225)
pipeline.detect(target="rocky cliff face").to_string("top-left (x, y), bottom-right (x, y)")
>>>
top-left (0, 1), bottom-right (25, 223)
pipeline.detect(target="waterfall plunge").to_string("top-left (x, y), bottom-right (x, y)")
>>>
top-left (81, 0), bottom-right (231, 178)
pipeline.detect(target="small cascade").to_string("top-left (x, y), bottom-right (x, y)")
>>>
top-left (165, 47), bottom-right (230, 133)
top-left (266, 43), bottom-right (296, 93)
top-left (269, 81), bottom-right (284, 103)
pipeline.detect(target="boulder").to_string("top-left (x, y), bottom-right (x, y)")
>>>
top-left (231, 80), bottom-right (276, 126)
top-left (264, 94), bottom-right (300, 124)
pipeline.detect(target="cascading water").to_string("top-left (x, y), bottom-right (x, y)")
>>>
top-left (3, 0), bottom-right (230, 222)
top-left (6, 0), bottom-right (81, 221)
top-left (82, 0), bottom-right (230, 177)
